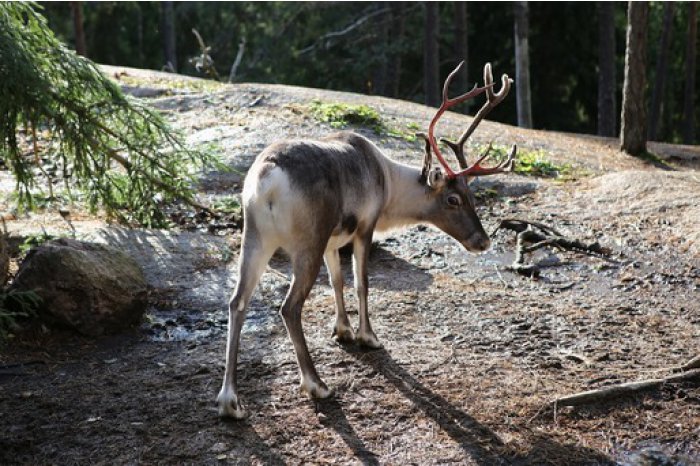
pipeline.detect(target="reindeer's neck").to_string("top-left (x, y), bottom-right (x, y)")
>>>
top-left (376, 159), bottom-right (431, 233)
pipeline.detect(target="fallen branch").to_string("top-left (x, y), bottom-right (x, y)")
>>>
top-left (494, 218), bottom-right (612, 277)
top-left (553, 368), bottom-right (700, 407)
top-left (679, 354), bottom-right (700, 371)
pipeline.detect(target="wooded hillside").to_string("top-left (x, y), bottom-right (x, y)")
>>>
top-left (41, 2), bottom-right (698, 145)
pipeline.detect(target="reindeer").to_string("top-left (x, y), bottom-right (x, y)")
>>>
top-left (217, 62), bottom-right (516, 418)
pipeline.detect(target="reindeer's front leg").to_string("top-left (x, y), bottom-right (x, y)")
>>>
top-left (352, 231), bottom-right (382, 349)
top-left (324, 248), bottom-right (355, 344)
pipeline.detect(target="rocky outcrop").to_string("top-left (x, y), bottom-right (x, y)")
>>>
top-left (11, 238), bottom-right (148, 336)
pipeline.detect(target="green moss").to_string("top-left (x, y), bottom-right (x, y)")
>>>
top-left (516, 150), bottom-right (571, 177)
top-left (117, 74), bottom-right (226, 94)
top-left (635, 151), bottom-right (675, 170)
top-left (478, 145), bottom-right (580, 179)
top-left (307, 101), bottom-right (425, 143)
top-left (308, 101), bottom-right (384, 133)
top-left (211, 195), bottom-right (241, 214)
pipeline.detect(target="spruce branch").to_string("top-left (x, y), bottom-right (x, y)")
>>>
top-left (0, 3), bottom-right (218, 227)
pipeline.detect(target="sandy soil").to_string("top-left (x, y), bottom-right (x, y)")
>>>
top-left (1, 66), bottom-right (698, 465)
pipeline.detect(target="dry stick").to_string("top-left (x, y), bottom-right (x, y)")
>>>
top-left (494, 218), bottom-right (612, 277)
top-left (191, 28), bottom-right (220, 80)
top-left (228, 38), bottom-right (246, 83)
top-left (553, 368), bottom-right (700, 407)
top-left (680, 354), bottom-right (700, 371)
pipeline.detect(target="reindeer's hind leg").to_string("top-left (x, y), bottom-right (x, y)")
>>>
top-left (217, 225), bottom-right (275, 418)
top-left (281, 247), bottom-right (333, 399)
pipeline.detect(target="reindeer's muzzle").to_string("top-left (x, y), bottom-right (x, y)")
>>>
top-left (462, 232), bottom-right (491, 253)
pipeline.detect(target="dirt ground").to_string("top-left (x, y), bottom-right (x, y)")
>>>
top-left (1, 67), bottom-right (699, 465)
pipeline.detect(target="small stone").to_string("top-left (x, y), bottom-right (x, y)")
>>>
top-left (210, 442), bottom-right (228, 453)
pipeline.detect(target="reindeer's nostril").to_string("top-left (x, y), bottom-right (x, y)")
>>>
top-left (478, 236), bottom-right (492, 251)
top-left (463, 233), bottom-right (491, 252)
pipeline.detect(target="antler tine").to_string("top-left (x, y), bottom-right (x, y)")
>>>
top-left (457, 144), bottom-right (517, 177)
top-left (427, 61), bottom-right (490, 178)
top-left (441, 63), bottom-right (514, 170)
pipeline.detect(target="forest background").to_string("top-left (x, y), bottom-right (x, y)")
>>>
top-left (40, 1), bottom-right (699, 146)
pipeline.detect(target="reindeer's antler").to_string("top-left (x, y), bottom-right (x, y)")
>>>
top-left (428, 62), bottom-right (517, 179)
top-left (426, 61), bottom-right (490, 178)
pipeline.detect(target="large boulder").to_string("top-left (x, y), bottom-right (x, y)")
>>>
top-left (11, 238), bottom-right (148, 336)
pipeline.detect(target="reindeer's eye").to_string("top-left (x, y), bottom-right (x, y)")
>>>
top-left (446, 194), bottom-right (462, 207)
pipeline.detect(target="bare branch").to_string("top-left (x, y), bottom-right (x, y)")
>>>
top-left (228, 38), bottom-right (246, 83)
top-left (298, 6), bottom-right (391, 56)
top-left (554, 369), bottom-right (700, 407)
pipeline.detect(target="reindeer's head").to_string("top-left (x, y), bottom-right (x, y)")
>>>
top-left (419, 62), bottom-right (516, 253)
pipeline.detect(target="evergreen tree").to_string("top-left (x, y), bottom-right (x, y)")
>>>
top-left (0, 3), bottom-right (215, 226)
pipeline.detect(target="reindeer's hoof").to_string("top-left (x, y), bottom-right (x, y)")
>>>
top-left (356, 331), bottom-right (383, 350)
top-left (216, 391), bottom-right (247, 419)
top-left (332, 325), bottom-right (355, 344)
top-left (300, 379), bottom-right (334, 399)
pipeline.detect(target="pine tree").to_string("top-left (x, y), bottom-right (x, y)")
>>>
top-left (0, 3), bottom-right (216, 227)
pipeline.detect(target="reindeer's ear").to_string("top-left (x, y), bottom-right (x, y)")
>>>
top-left (427, 166), bottom-right (446, 189)
top-left (417, 132), bottom-right (433, 184)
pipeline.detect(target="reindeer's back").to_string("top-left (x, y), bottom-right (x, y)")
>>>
top-left (242, 132), bottom-right (388, 245)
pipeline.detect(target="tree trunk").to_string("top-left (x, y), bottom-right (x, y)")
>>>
top-left (161, 1), bottom-right (177, 72)
top-left (423, 2), bottom-right (440, 107)
top-left (0, 233), bottom-right (8, 287)
top-left (514, 1), bottom-right (533, 128)
top-left (136, 4), bottom-right (145, 67)
top-left (454, 2), bottom-right (469, 112)
top-left (371, 4), bottom-right (389, 96)
top-left (620, 1), bottom-right (649, 155)
top-left (682, 3), bottom-right (697, 144)
top-left (387, 2), bottom-right (405, 98)
top-left (70, 2), bottom-right (87, 57)
top-left (597, 1), bottom-right (617, 137)
top-left (648, 2), bottom-right (675, 141)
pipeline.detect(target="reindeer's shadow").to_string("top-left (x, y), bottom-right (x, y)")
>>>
top-left (317, 348), bottom-right (615, 465)
top-left (268, 243), bottom-right (434, 293)
top-left (315, 398), bottom-right (380, 466)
